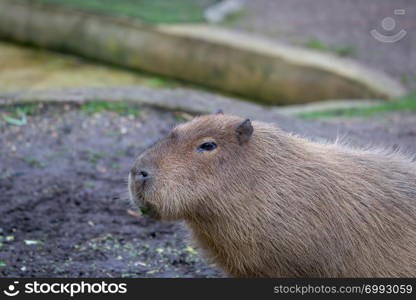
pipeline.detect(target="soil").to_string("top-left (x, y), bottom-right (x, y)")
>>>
top-left (0, 101), bottom-right (415, 278)
top-left (0, 104), bottom-right (222, 278)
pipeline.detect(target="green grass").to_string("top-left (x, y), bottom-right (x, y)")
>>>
top-left (220, 9), bottom-right (246, 25)
top-left (1, 104), bottom-right (40, 126)
top-left (10, 104), bottom-right (39, 115)
top-left (36, 0), bottom-right (219, 23)
top-left (23, 158), bottom-right (46, 168)
top-left (82, 149), bottom-right (105, 164)
top-left (143, 78), bottom-right (172, 88)
top-left (304, 39), bottom-right (355, 57)
top-left (80, 101), bottom-right (141, 116)
top-left (297, 91), bottom-right (416, 119)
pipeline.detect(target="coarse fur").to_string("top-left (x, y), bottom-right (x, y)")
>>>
top-left (128, 114), bottom-right (416, 277)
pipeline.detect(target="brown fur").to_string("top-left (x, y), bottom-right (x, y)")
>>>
top-left (128, 114), bottom-right (416, 277)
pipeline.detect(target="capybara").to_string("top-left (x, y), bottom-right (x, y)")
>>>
top-left (128, 113), bottom-right (416, 277)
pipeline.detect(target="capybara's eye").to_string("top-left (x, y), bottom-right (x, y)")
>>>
top-left (197, 142), bottom-right (217, 152)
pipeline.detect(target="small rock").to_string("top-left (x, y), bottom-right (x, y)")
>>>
top-left (24, 240), bottom-right (41, 245)
top-left (120, 127), bottom-right (127, 134)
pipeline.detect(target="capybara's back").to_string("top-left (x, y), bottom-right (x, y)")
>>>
top-left (255, 140), bottom-right (416, 277)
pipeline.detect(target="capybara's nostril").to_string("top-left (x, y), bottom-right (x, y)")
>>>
top-left (138, 170), bottom-right (149, 181)
top-left (131, 167), bottom-right (149, 181)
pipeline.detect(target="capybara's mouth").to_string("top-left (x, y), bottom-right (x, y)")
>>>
top-left (138, 200), bottom-right (160, 219)
top-left (129, 172), bottom-right (159, 218)
top-left (134, 188), bottom-right (160, 219)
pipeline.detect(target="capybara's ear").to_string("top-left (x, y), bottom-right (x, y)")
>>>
top-left (235, 119), bottom-right (253, 145)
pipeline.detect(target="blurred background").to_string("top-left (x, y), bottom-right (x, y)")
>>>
top-left (0, 0), bottom-right (415, 278)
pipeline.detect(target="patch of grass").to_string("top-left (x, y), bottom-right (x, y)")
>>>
top-left (83, 149), bottom-right (105, 164)
top-left (1, 104), bottom-right (40, 126)
top-left (304, 39), bottom-right (355, 57)
top-left (144, 78), bottom-right (172, 88)
top-left (221, 9), bottom-right (246, 25)
top-left (37, 0), bottom-right (219, 23)
top-left (174, 111), bottom-right (193, 123)
top-left (84, 182), bottom-right (96, 188)
top-left (174, 116), bottom-right (188, 123)
top-left (23, 158), bottom-right (46, 168)
top-left (12, 104), bottom-right (40, 115)
top-left (80, 101), bottom-right (140, 116)
top-left (297, 91), bottom-right (416, 119)
top-left (333, 47), bottom-right (355, 57)
top-left (401, 73), bottom-right (409, 85)
top-left (110, 163), bottom-right (122, 169)
top-left (115, 150), bottom-right (128, 156)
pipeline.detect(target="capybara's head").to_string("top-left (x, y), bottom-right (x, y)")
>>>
top-left (128, 113), bottom-right (255, 220)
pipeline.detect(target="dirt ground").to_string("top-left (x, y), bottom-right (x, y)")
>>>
top-left (0, 104), bottom-right (222, 277)
top-left (0, 101), bottom-right (415, 278)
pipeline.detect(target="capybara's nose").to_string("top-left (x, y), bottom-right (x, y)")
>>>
top-left (133, 169), bottom-right (149, 185)
top-left (138, 170), bottom-right (149, 180)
